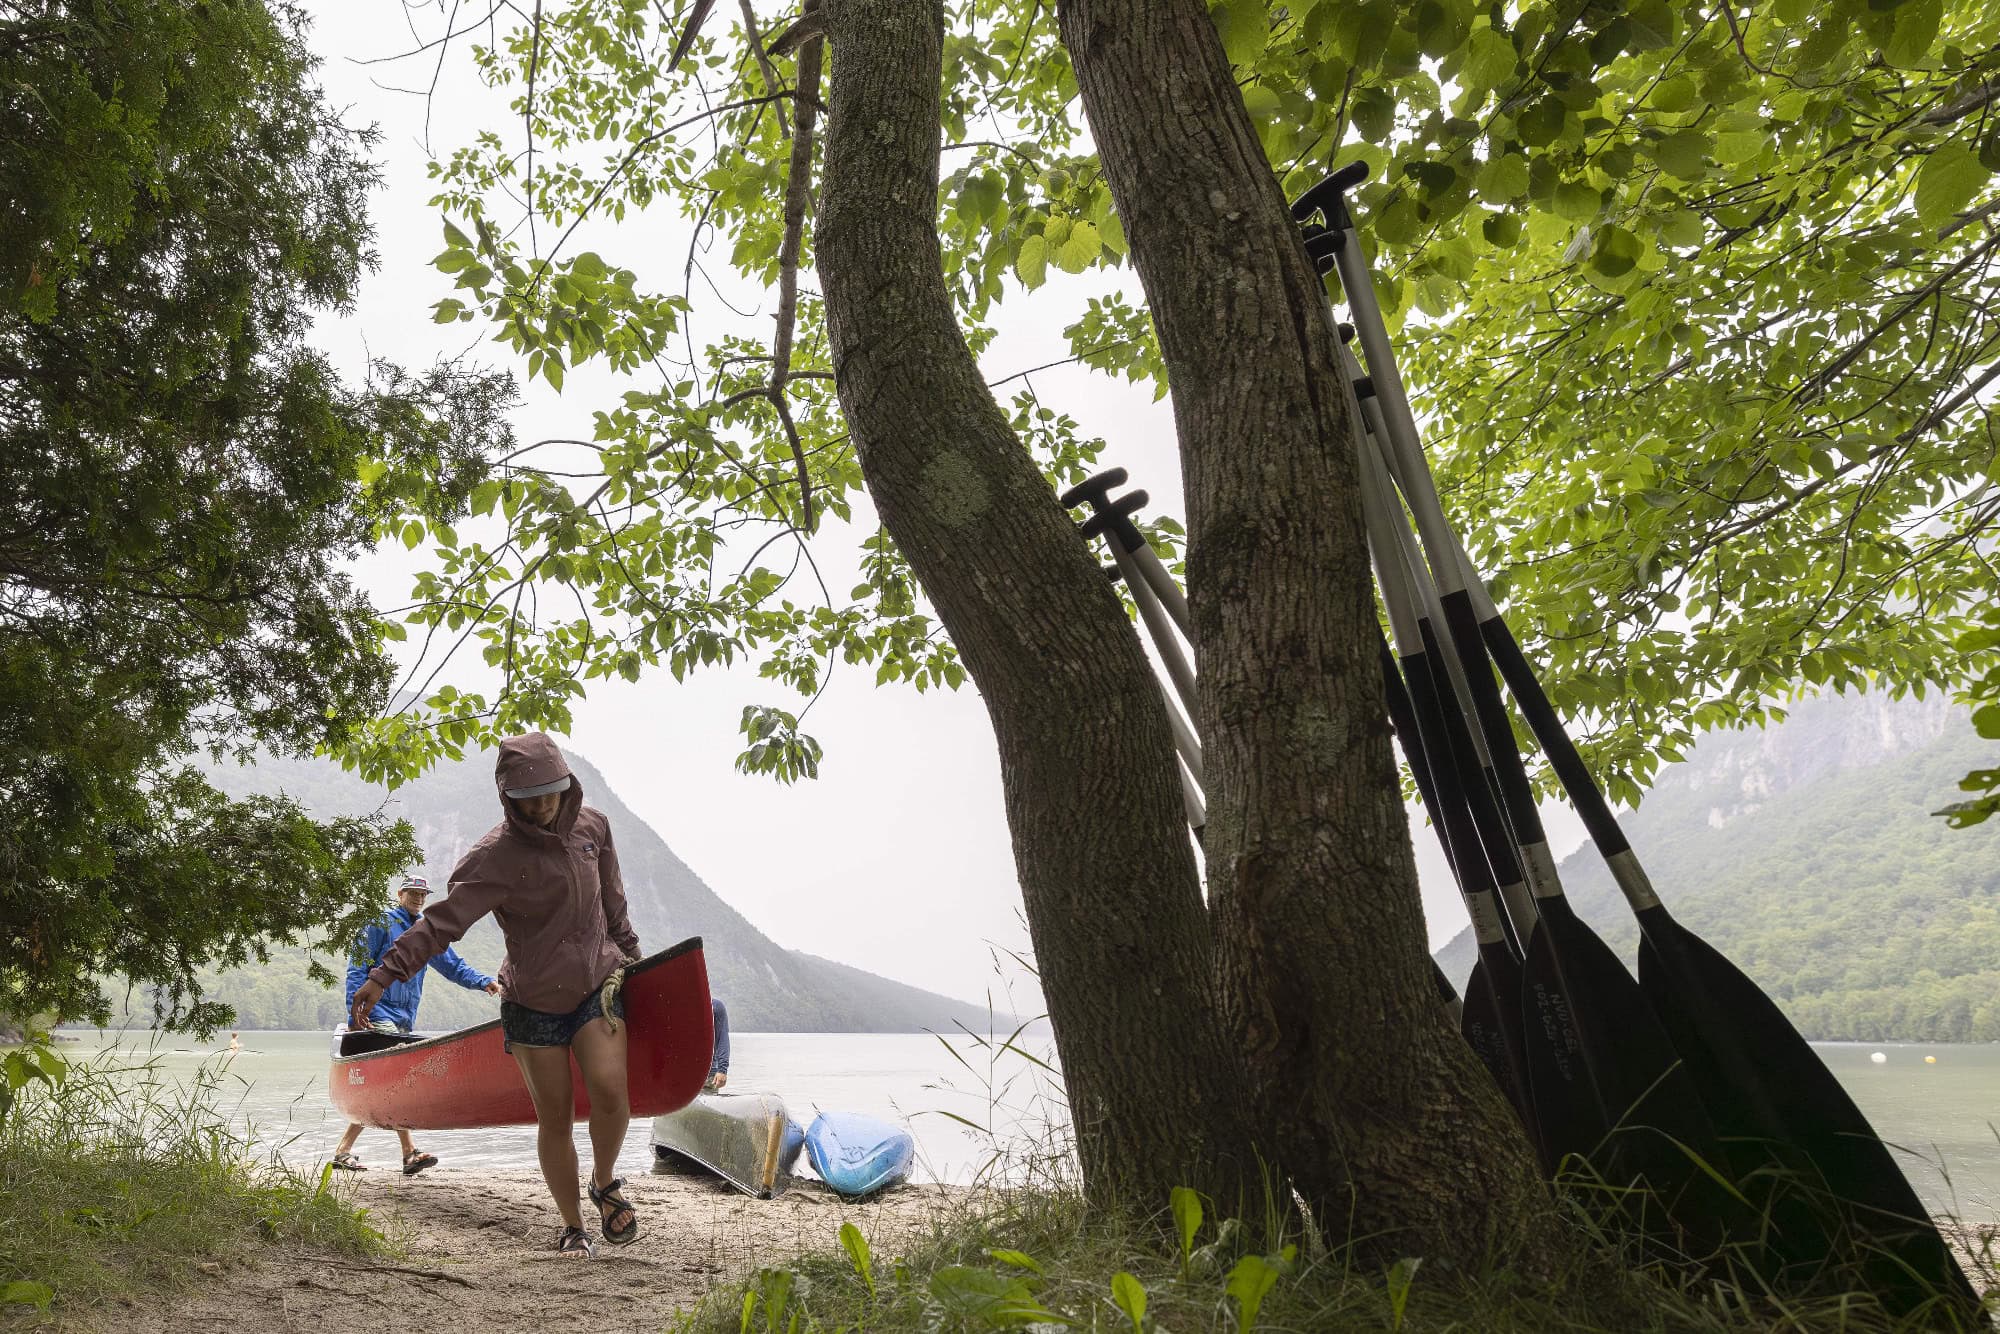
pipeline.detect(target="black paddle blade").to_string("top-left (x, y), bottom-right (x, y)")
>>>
top-left (1523, 902), bottom-right (1745, 1261)
top-left (1637, 913), bottom-right (1982, 1320)
top-left (1461, 956), bottom-right (1542, 1158)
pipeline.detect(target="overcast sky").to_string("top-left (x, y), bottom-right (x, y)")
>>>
top-left (296, 1), bottom-right (1580, 1008)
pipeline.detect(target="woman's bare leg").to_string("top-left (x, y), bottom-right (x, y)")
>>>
top-left (512, 1044), bottom-right (585, 1233)
top-left (570, 1015), bottom-right (632, 1230)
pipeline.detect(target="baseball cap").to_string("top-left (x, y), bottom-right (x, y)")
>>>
top-left (398, 876), bottom-right (432, 894)
top-left (504, 774), bottom-right (574, 799)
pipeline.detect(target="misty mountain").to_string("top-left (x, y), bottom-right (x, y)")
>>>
top-left (194, 744), bottom-right (1006, 1034)
top-left (1432, 690), bottom-right (2000, 1041)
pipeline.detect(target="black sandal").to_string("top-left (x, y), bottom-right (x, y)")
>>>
top-left (402, 1148), bottom-right (439, 1176)
top-left (331, 1152), bottom-right (366, 1172)
top-left (587, 1176), bottom-right (639, 1245)
top-left (554, 1225), bottom-right (595, 1258)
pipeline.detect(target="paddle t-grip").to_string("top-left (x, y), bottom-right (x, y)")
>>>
top-left (1075, 489), bottom-right (1149, 555)
top-left (1289, 161), bottom-right (1370, 229)
top-left (1057, 467), bottom-right (1129, 519)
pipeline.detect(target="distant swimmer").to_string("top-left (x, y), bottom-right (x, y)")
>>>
top-left (228, 1032), bottom-right (242, 1054)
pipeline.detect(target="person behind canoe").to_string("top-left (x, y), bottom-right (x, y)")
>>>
top-left (348, 733), bottom-right (641, 1260)
top-left (705, 998), bottom-right (730, 1092)
top-left (333, 874), bottom-right (499, 1175)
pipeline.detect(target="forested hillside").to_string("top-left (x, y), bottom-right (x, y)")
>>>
top-left (104, 746), bottom-right (1007, 1035)
top-left (1435, 693), bottom-right (2000, 1041)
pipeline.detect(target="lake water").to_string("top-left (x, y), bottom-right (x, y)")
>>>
top-left (55, 1029), bottom-right (1071, 1191)
top-left (49, 1031), bottom-right (2000, 1218)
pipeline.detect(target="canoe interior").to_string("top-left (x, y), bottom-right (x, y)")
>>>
top-left (327, 936), bottom-right (710, 1130)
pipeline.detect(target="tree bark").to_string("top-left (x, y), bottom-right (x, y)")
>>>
top-left (1057, 0), bottom-right (1562, 1263)
top-left (816, 0), bottom-right (1249, 1214)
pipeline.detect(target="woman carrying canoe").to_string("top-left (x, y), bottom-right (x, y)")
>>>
top-left (350, 732), bottom-right (640, 1259)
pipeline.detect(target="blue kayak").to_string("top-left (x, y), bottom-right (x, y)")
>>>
top-left (803, 1110), bottom-right (915, 1197)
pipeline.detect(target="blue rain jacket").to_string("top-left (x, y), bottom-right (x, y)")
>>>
top-left (344, 904), bottom-right (493, 1031)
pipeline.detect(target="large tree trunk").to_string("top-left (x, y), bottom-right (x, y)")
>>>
top-left (1057, 0), bottom-right (1561, 1263)
top-left (815, 0), bottom-right (1248, 1214)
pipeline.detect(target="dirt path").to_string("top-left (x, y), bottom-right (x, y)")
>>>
top-left (72, 1166), bottom-right (959, 1334)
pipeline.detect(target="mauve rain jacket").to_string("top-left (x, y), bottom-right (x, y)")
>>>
top-left (369, 733), bottom-right (641, 1014)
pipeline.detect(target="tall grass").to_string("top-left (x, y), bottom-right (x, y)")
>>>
top-left (676, 1170), bottom-right (1997, 1333)
top-left (677, 973), bottom-right (1997, 1333)
top-left (0, 1040), bottom-right (385, 1321)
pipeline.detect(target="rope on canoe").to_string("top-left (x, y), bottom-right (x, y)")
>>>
top-left (599, 961), bottom-right (631, 1034)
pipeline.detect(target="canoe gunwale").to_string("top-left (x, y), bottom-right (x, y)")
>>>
top-left (327, 935), bottom-right (705, 1066)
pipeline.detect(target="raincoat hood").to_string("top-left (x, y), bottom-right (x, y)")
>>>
top-left (496, 732), bottom-right (583, 839)
top-left (369, 731), bottom-right (639, 1013)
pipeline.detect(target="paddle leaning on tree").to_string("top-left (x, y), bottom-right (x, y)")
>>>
top-left (350, 732), bottom-right (643, 1259)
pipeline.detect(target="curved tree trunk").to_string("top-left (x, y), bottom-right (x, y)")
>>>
top-left (816, 0), bottom-right (1249, 1215)
top-left (1057, 0), bottom-right (1561, 1264)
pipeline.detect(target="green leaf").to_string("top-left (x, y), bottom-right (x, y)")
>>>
top-left (1651, 75), bottom-right (1698, 113)
top-left (1885, 0), bottom-right (1941, 64)
top-left (1110, 1272), bottom-right (1147, 1333)
top-left (1329, 0), bottom-right (1394, 69)
top-left (838, 1221), bottom-right (875, 1297)
top-left (1590, 225), bottom-right (1643, 277)
top-left (1211, 0), bottom-right (1269, 68)
top-left (927, 1266), bottom-right (1068, 1327)
top-left (1648, 130), bottom-right (1711, 180)
top-left (432, 297), bottom-right (465, 323)
top-left (1373, 197), bottom-right (1421, 244)
top-left (1241, 85), bottom-right (1281, 124)
top-left (1015, 234), bottom-right (1048, 289)
top-left (957, 171), bottom-right (1005, 229)
top-left (1350, 88), bottom-right (1395, 142)
top-left (1915, 143), bottom-right (1990, 235)
top-left (1476, 155), bottom-right (1529, 202)
top-left (1553, 180), bottom-right (1601, 221)
top-left (1712, 129), bottom-right (1768, 166)
top-left (1226, 1253), bottom-right (1283, 1334)
top-left (1625, 0), bottom-right (1675, 49)
top-left (1517, 97), bottom-right (1566, 147)
top-left (1461, 27), bottom-right (1517, 93)
top-left (1170, 1185), bottom-right (1203, 1275)
top-left (1658, 209), bottom-right (1706, 248)
top-left (1974, 702), bottom-right (2000, 740)
top-left (1386, 1257), bottom-right (1422, 1331)
top-left (986, 1248), bottom-right (1044, 1273)
top-left (1481, 210), bottom-right (1523, 247)
top-left (1307, 56), bottom-right (1349, 102)
top-left (1414, 0), bottom-right (1472, 59)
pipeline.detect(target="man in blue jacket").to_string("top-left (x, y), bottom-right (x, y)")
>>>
top-left (333, 875), bottom-right (499, 1174)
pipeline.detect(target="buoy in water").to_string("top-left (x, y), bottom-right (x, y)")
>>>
top-left (1926, 1055), bottom-right (1938, 1064)
top-left (1871, 1051), bottom-right (1888, 1064)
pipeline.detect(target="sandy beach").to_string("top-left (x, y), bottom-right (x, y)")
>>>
top-left (68, 1166), bottom-right (959, 1334)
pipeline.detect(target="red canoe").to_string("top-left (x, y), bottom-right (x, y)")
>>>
top-left (328, 937), bottom-right (712, 1130)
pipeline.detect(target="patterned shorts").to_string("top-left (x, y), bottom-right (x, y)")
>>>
top-left (500, 980), bottom-right (624, 1053)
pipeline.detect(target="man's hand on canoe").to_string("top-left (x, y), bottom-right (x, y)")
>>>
top-left (350, 978), bottom-right (386, 1030)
